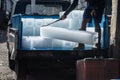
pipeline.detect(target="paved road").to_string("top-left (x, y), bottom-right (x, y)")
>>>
top-left (0, 31), bottom-right (15, 79)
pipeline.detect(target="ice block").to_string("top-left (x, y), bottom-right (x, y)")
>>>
top-left (40, 26), bottom-right (98, 45)
top-left (22, 18), bottom-right (72, 36)
top-left (51, 19), bottom-right (72, 29)
top-left (22, 36), bottom-right (32, 49)
top-left (31, 36), bottom-right (52, 50)
top-left (34, 19), bottom-right (44, 36)
top-left (42, 19), bottom-right (72, 29)
top-left (59, 10), bottom-right (84, 30)
top-left (52, 39), bottom-right (78, 50)
top-left (59, 10), bottom-right (84, 19)
top-left (22, 36), bottom-right (52, 50)
top-left (86, 27), bottom-right (103, 47)
top-left (22, 18), bottom-right (35, 36)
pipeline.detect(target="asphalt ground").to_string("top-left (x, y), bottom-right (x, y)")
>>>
top-left (0, 31), bottom-right (15, 80)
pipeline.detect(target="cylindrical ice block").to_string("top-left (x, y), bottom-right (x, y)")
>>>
top-left (40, 26), bottom-right (98, 45)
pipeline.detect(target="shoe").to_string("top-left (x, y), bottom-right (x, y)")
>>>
top-left (73, 43), bottom-right (85, 50)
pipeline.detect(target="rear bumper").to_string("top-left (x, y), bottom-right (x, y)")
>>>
top-left (16, 49), bottom-right (108, 59)
top-left (15, 49), bottom-right (108, 69)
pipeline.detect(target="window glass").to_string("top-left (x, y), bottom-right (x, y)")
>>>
top-left (26, 4), bottom-right (62, 15)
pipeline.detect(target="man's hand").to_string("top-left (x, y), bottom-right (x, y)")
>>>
top-left (91, 9), bottom-right (96, 17)
top-left (60, 15), bottom-right (67, 20)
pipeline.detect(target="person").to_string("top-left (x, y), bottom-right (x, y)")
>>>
top-left (60, 0), bottom-right (105, 49)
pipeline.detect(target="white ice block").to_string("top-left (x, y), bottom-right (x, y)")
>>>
top-left (69, 19), bottom-right (82, 30)
top-left (22, 18), bottom-right (35, 36)
top-left (59, 10), bottom-right (84, 19)
top-left (22, 36), bottom-right (52, 50)
top-left (34, 19), bottom-right (44, 36)
top-left (21, 18), bottom-right (72, 36)
top-left (40, 26), bottom-right (98, 45)
top-left (42, 19), bottom-right (58, 26)
top-left (59, 10), bottom-right (84, 30)
top-left (52, 39), bottom-right (63, 48)
top-left (51, 19), bottom-right (72, 29)
top-left (70, 10), bottom-right (84, 19)
top-left (22, 36), bottom-right (32, 49)
top-left (31, 36), bottom-right (52, 50)
top-left (42, 19), bottom-right (72, 29)
top-left (52, 39), bottom-right (78, 50)
top-left (86, 27), bottom-right (104, 47)
top-left (62, 40), bottom-right (78, 49)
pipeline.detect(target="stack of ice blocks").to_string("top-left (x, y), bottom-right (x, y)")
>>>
top-left (21, 10), bottom-right (101, 50)
top-left (21, 18), bottom-right (77, 50)
top-left (60, 10), bottom-right (84, 30)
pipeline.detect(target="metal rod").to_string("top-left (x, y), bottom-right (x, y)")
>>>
top-left (42, 19), bottom-right (61, 27)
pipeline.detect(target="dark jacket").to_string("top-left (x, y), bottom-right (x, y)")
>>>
top-left (63, 0), bottom-right (105, 16)
top-left (63, 0), bottom-right (78, 16)
top-left (86, 0), bottom-right (105, 9)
